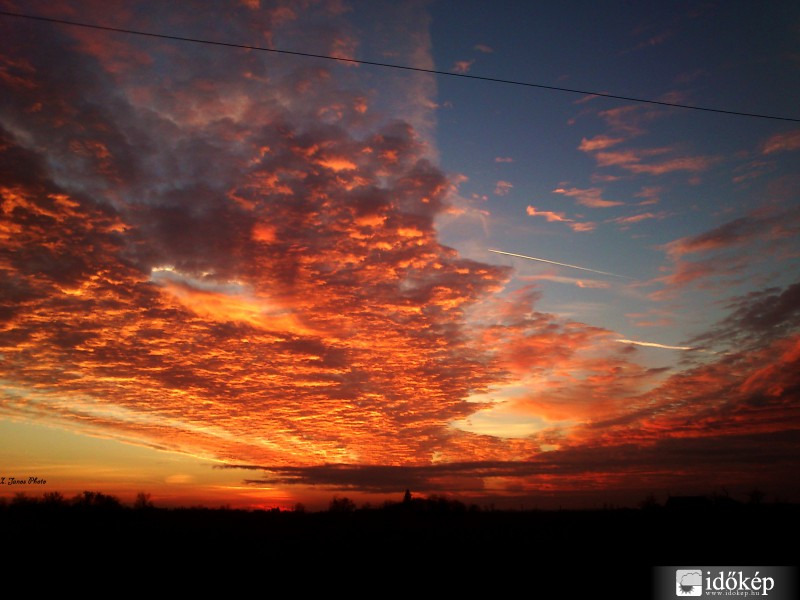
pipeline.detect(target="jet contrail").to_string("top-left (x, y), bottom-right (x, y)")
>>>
top-left (616, 339), bottom-right (694, 351)
top-left (488, 249), bottom-right (634, 279)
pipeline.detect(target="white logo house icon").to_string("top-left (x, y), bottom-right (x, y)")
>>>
top-left (676, 570), bottom-right (703, 596)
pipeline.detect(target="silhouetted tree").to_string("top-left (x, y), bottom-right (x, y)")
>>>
top-left (424, 494), bottom-right (467, 513)
top-left (328, 496), bottom-right (356, 513)
top-left (43, 491), bottom-right (66, 507)
top-left (73, 490), bottom-right (122, 509)
top-left (134, 492), bottom-right (154, 510)
top-left (293, 502), bottom-right (306, 514)
top-left (711, 488), bottom-right (741, 509)
top-left (748, 488), bottom-right (766, 506)
top-left (639, 494), bottom-right (660, 510)
top-left (403, 489), bottom-right (412, 505)
top-left (11, 492), bottom-right (35, 506)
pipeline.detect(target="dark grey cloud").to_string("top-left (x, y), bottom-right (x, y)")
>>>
top-left (690, 281), bottom-right (800, 351)
top-left (222, 429), bottom-right (800, 494)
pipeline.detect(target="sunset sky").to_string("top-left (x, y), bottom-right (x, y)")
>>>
top-left (1, 0), bottom-right (799, 510)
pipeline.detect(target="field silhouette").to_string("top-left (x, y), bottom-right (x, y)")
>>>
top-left (3, 489), bottom-right (797, 574)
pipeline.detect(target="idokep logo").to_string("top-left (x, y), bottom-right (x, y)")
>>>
top-left (657, 567), bottom-right (794, 600)
top-left (676, 570), bottom-right (703, 596)
top-left (673, 568), bottom-right (779, 597)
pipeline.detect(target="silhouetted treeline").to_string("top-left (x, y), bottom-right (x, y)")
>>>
top-left (0, 487), bottom-right (780, 513)
top-left (2, 490), bottom-right (797, 552)
top-left (4, 489), bottom-right (796, 596)
top-left (1, 490), bottom-right (130, 510)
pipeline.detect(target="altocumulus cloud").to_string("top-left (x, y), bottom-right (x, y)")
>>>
top-left (1, 1), bottom-right (799, 502)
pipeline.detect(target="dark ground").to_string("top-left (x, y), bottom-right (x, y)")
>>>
top-left (2, 495), bottom-right (797, 594)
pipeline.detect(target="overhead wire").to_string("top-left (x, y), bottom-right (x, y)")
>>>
top-left (1, 9), bottom-right (799, 123)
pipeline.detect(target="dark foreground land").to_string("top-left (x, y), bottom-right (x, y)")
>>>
top-left (3, 495), bottom-right (798, 576)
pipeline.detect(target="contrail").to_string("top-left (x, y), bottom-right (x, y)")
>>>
top-left (488, 249), bottom-right (634, 280)
top-left (615, 339), bottom-right (694, 351)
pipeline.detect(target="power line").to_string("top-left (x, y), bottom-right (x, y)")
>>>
top-left (2, 9), bottom-right (799, 123)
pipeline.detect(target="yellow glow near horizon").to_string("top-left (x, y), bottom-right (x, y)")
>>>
top-left (0, 419), bottom-right (288, 508)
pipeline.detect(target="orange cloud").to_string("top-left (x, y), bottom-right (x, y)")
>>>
top-left (526, 206), bottom-right (594, 232)
top-left (634, 186), bottom-right (662, 205)
top-left (0, 47), bottom-right (518, 471)
top-left (452, 60), bottom-right (474, 74)
top-left (553, 186), bottom-right (624, 208)
top-left (622, 155), bottom-right (720, 175)
top-left (462, 288), bottom-right (665, 432)
top-left (609, 211), bottom-right (667, 225)
top-left (494, 180), bottom-right (513, 195)
top-left (762, 130), bottom-right (800, 155)
top-left (662, 215), bottom-right (765, 259)
top-left (647, 208), bottom-right (800, 300)
top-left (595, 333), bottom-right (800, 444)
top-left (578, 135), bottom-right (624, 152)
top-left (519, 274), bottom-right (611, 289)
top-left (526, 206), bottom-right (571, 222)
top-left (155, 278), bottom-right (314, 335)
top-left (330, 34), bottom-right (358, 64)
top-left (569, 221), bottom-right (596, 232)
top-left (594, 146), bottom-right (720, 175)
top-left (596, 105), bottom-right (651, 136)
top-left (317, 156), bottom-right (358, 171)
